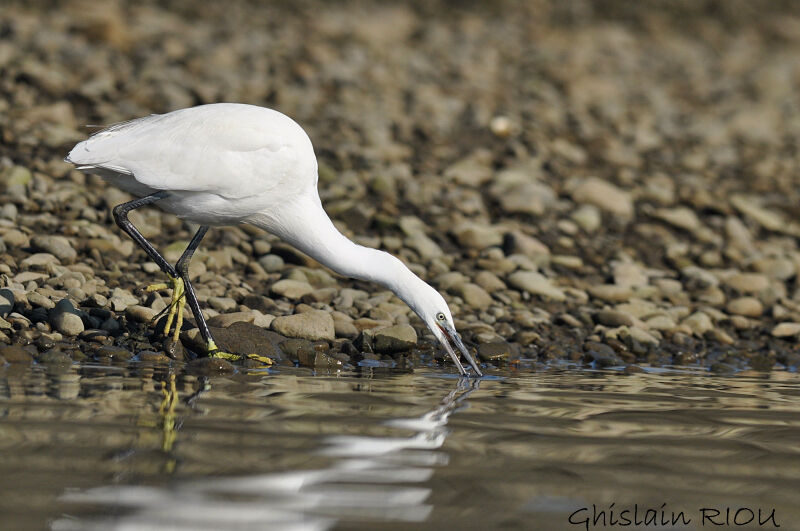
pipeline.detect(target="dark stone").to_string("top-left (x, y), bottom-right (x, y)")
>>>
top-left (280, 338), bottom-right (314, 360)
top-left (94, 345), bottom-right (134, 361)
top-left (36, 349), bottom-right (72, 365)
top-left (164, 338), bottom-right (187, 360)
top-left (750, 353), bottom-right (774, 372)
top-left (478, 341), bottom-right (513, 362)
top-left (188, 357), bottom-right (235, 374)
top-left (182, 322), bottom-right (286, 361)
top-left (623, 364), bottom-right (645, 374)
top-left (138, 350), bottom-right (172, 363)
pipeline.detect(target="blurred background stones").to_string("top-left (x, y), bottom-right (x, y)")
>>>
top-left (1, 0), bottom-right (800, 372)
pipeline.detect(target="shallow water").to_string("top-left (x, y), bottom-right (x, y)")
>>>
top-left (1, 363), bottom-right (798, 531)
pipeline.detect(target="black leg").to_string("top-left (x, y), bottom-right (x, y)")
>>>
top-left (175, 227), bottom-right (214, 347)
top-left (112, 191), bottom-right (177, 278)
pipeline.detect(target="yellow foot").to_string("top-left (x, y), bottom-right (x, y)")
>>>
top-left (207, 340), bottom-right (273, 366)
top-left (146, 275), bottom-right (186, 342)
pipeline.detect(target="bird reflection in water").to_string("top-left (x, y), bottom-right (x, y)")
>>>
top-left (54, 377), bottom-right (480, 531)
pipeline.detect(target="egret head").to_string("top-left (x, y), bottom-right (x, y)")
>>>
top-left (409, 282), bottom-right (483, 377)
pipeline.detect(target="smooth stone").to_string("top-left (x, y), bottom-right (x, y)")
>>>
top-left (207, 296), bottom-right (237, 312)
top-left (279, 338), bottom-right (314, 359)
top-left (207, 311), bottom-right (257, 328)
top-left (504, 230), bottom-right (550, 258)
top-left (507, 271), bottom-right (565, 301)
top-left (771, 322), bottom-right (800, 338)
top-left (126, 305), bottom-right (158, 323)
top-left (725, 273), bottom-right (769, 293)
top-left (452, 221), bottom-right (503, 249)
top-left (683, 312), bottom-right (714, 336)
top-left (725, 297), bottom-right (763, 317)
top-left (653, 207), bottom-right (701, 232)
top-left (271, 310), bottom-right (335, 341)
top-left (587, 284), bottom-right (634, 303)
top-left (258, 254), bottom-right (285, 272)
top-left (27, 291), bottom-right (55, 310)
top-left (571, 204), bottom-right (601, 232)
top-left (334, 319), bottom-right (359, 339)
top-left (49, 299), bottom-right (84, 336)
top-left (595, 309), bottom-right (634, 327)
top-left (190, 322), bottom-right (286, 359)
top-left (0, 289), bottom-right (14, 317)
top-left (21, 253), bottom-right (60, 268)
top-left (271, 279), bottom-right (314, 300)
top-left (571, 177), bottom-right (633, 219)
top-left (474, 271), bottom-right (506, 293)
top-left (458, 283), bottom-right (493, 309)
top-left (30, 235), bottom-right (77, 263)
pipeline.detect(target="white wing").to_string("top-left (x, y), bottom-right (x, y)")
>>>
top-left (66, 104), bottom-right (318, 199)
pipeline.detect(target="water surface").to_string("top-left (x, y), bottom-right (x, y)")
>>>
top-left (1, 363), bottom-right (798, 530)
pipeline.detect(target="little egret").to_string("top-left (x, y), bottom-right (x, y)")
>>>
top-left (66, 103), bottom-right (482, 376)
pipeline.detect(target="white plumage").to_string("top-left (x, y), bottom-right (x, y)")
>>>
top-left (66, 103), bottom-right (482, 377)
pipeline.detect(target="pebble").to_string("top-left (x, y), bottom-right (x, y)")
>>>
top-left (726, 297), bottom-right (763, 317)
top-left (49, 299), bottom-right (84, 336)
top-left (271, 310), bottom-right (335, 341)
top-left (271, 279), bottom-right (314, 300)
top-left (477, 341), bottom-right (513, 362)
top-left (208, 296), bottom-right (237, 312)
top-left (507, 271), bottom-right (565, 301)
top-left (258, 254), bottom-right (285, 273)
top-left (125, 305), bottom-right (158, 323)
top-left (0, 289), bottom-right (14, 318)
top-left (452, 221), bottom-right (503, 249)
top-left (458, 283), bottom-right (493, 309)
top-left (30, 235), bottom-right (77, 263)
top-left (595, 309), bottom-right (634, 327)
top-left (771, 322), bottom-right (800, 338)
top-left (571, 177), bottom-right (633, 219)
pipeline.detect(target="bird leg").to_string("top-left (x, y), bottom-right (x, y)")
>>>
top-left (176, 226), bottom-right (273, 367)
top-left (113, 193), bottom-right (188, 342)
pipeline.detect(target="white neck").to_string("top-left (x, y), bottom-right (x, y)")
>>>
top-left (246, 193), bottom-right (431, 314)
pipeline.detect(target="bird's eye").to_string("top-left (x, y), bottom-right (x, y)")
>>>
top-left (436, 312), bottom-right (446, 321)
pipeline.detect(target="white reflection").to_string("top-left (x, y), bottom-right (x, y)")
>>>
top-left (53, 378), bottom-right (479, 531)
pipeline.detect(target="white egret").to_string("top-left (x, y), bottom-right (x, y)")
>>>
top-left (66, 103), bottom-right (482, 377)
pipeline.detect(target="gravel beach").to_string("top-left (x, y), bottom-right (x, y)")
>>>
top-left (1, 0), bottom-right (800, 373)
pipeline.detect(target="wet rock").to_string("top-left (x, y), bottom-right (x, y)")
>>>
top-left (188, 356), bottom-right (235, 374)
top-left (37, 349), bottom-right (73, 365)
top-left (49, 299), bottom-right (84, 336)
top-left (279, 338), bottom-right (314, 359)
top-left (184, 322), bottom-right (285, 359)
top-left (271, 310), bottom-right (335, 341)
top-left (271, 279), bottom-right (314, 300)
top-left (477, 341), bottom-right (513, 362)
top-left (94, 345), bottom-right (134, 361)
top-left (297, 349), bottom-right (342, 369)
top-left (0, 345), bottom-right (34, 364)
top-left (30, 235), bottom-right (77, 264)
top-left (373, 324), bottom-right (418, 353)
top-left (507, 271), bottom-right (565, 301)
top-left (138, 350), bottom-right (172, 363)
top-left (725, 297), bottom-right (763, 317)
